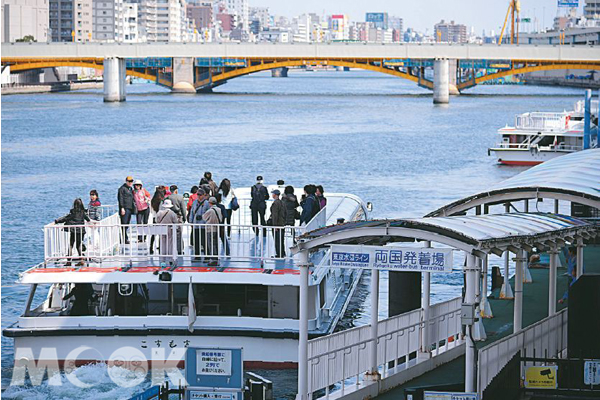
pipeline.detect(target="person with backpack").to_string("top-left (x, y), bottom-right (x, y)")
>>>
top-left (250, 175), bottom-right (269, 235)
top-left (200, 172), bottom-right (218, 197)
top-left (215, 193), bottom-right (230, 256)
top-left (189, 188), bottom-right (210, 261)
top-left (202, 197), bottom-right (223, 266)
top-left (300, 184), bottom-right (320, 225)
top-left (269, 189), bottom-right (287, 258)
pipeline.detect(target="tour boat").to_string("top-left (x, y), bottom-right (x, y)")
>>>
top-left (488, 100), bottom-right (598, 166)
top-left (3, 185), bottom-right (370, 369)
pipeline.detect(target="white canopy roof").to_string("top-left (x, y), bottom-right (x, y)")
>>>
top-left (427, 149), bottom-right (600, 217)
top-left (296, 212), bottom-right (597, 256)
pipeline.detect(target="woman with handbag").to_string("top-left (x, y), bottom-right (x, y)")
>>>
top-left (218, 178), bottom-right (238, 236)
top-left (133, 180), bottom-right (151, 243)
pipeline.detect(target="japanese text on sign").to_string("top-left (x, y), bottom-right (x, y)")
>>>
top-left (330, 245), bottom-right (453, 273)
top-left (524, 366), bottom-right (558, 389)
top-left (197, 350), bottom-right (232, 376)
top-left (190, 392), bottom-right (235, 400)
top-left (584, 360), bottom-right (600, 385)
top-left (423, 391), bottom-right (478, 400)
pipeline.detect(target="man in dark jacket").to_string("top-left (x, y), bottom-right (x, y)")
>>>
top-left (270, 189), bottom-right (286, 258)
top-left (300, 184), bottom-right (320, 225)
top-left (250, 175), bottom-right (269, 235)
top-left (118, 176), bottom-right (135, 244)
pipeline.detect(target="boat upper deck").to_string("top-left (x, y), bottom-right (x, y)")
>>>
top-left (21, 189), bottom-right (367, 285)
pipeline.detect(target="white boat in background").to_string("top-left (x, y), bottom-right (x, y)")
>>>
top-left (489, 100), bottom-right (598, 166)
top-left (3, 185), bottom-right (370, 369)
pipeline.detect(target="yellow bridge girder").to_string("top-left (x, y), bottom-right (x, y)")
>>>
top-left (457, 61), bottom-right (600, 90)
top-left (2, 57), bottom-right (158, 82)
top-left (3, 57), bottom-right (600, 92)
top-left (196, 58), bottom-right (426, 89)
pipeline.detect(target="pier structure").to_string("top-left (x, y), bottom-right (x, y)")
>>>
top-left (292, 149), bottom-right (600, 400)
top-left (2, 43), bottom-right (600, 103)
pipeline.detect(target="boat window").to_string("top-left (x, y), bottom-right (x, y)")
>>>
top-left (30, 283), bottom-right (105, 317)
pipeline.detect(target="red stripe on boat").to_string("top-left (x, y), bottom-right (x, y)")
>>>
top-left (29, 268), bottom-right (76, 273)
top-left (499, 160), bottom-right (543, 166)
top-left (223, 268), bottom-right (263, 273)
top-left (272, 269), bottom-right (300, 275)
top-left (175, 267), bottom-right (217, 272)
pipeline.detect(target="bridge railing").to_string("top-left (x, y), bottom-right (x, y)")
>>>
top-left (307, 297), bottom-right (462, 398)
top-left (477, 308), bottom-right (568, 394)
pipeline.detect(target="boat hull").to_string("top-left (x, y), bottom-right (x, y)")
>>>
top-left (490, 148), bottom-right (572, 166)
top-left (9, 333), bottom-right (300, 370)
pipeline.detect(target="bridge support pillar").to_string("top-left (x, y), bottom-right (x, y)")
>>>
top-left (448, 59), bottom-right (460, 95)
top-left (172, 57), bottom-right (196, 93)
top-left (433, 59), bottom-right (449, 104)
top-left (272, 67), bottom-right (288, 78)
top-left (103, 57), bottom-right (126, 102)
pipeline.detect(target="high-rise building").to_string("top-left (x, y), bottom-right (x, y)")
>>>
top-left (139, 0), bottom-right (192, 42)
top-left (434, 20), bottom-right (467, 43)
top-left (92, 0), bottom-right (115, 41)
top-left (249, 6), bottom-right (269, 30)
top-left (115, 0), bottom-right (140, 42)
top-left (49, 0), bottom-right (92, 42)
top-left (187, 3), bottom-right (213, 30)
top-left (1, 0), bottom-right (49, 42)
top-left (584, 0), bottom-right (600, 18)
top-left (329, 14), bottom-right (349, 41)
top-left (223, 0), bottom-right (248, 31)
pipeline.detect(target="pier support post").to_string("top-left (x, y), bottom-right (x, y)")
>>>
top-left (272, 67), bottom-right (289, 78)
top-left (464, 253), bottom-right (478, 393)
top-left (172, 57), bottom-right (196, 93)
top-left (481, 255), bottom-right (493, 318)
top-left (433, 59), bottom-right (449, 104)
top-left (576, 238), bottom-right (585, 278)
top-left (297, 250), bottom-right (309, 400)
top-left (584, 89), bottom-right (592, 150)
top-left (472, 259), bottom-right (487, 341)
top-left (500, 204), bottom-right (514, 300)
top-left (421, 241), bottom-right (432, 355)
top-left (548, 248), bottom-right (558, 316)
top-left (554, 199), bottom-right (559, 214)
top-left (513, 250), bottom-right (526, 333)
top-left (103, 57), bottom-right (126, 102)
top-left (367, 269), bottom-right (380, 380)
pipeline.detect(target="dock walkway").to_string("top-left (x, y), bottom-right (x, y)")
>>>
top-left (376, 246), bottom-right (600, 399)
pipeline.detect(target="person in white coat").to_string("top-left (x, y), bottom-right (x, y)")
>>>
top-left (156, 199), bottom-right (179, 263)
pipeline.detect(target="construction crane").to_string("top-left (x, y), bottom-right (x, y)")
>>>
top-left (498, 0), bottom-right (521, 45)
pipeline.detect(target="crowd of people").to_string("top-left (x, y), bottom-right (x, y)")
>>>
top-left (54, 173), bottom-right (328, 266)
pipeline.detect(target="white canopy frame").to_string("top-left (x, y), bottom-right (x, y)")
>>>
top-left (291, 213), bottom-right (597, 399)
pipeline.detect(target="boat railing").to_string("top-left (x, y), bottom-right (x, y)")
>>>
top-left (43, 221), bottom-right (305, 264)
top-left (476, 308), bottom-right (568, 394)
top-left (306, 297), bottom-right (462, 397)
top-left (515, 112), bottom-right (568, 131)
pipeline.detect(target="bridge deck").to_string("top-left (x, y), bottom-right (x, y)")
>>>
top-left (374, 245), bottom-right (600, 399)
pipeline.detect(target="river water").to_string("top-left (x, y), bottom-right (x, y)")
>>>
top-left (1, 70), bottom-right (584, 398)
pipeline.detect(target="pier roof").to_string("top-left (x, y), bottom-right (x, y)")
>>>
top-left (296, 213), bottom-right (597, 256)
top-left (426, 148), bottom-right (600, 217)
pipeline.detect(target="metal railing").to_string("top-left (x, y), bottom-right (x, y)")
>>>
top-left (43, 205), bottom-right (326, 265)
top-left (514, 112), bottom-right (569, 131)
top-left (477, 308), bottom-right (568, 394)
top-left (307, 297), bottom-right (462, 398)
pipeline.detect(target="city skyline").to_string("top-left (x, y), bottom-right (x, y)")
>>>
top-left (253, 0), bottom-right (585, 33)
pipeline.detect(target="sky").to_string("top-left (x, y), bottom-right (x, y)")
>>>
top-left (255, 0), bottom-right (585, 34)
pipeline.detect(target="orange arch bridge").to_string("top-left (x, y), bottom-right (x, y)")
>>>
top-left (3, 57), bottom-right (599, 92)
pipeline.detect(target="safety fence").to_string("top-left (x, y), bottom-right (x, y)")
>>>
top-left (43, 206), bottom-right (326, 265)
top-left (306, 297), bottom-right (462, 398)
top-left (477, 308), bottom-right (568, 394)
top-left (515, 112), bottom-right (569, 131)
